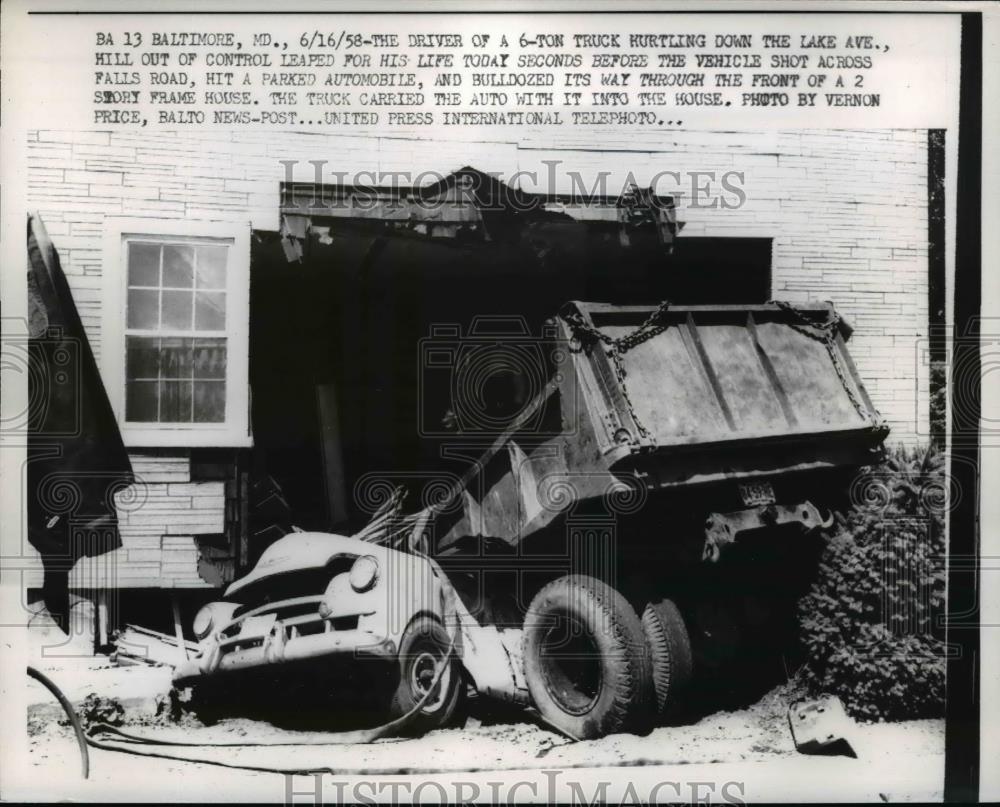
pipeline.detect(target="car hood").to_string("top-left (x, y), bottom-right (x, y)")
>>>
top-left (225, 531), bottom-right (383, 599)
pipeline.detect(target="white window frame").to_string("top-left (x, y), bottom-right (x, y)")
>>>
top-left (102, 217), bottom-right (251, 447)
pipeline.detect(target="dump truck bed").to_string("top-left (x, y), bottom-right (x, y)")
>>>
top-left (432, 300), bottom-right (888, 552)
top-left (559, 300), bottom-right (888, 465)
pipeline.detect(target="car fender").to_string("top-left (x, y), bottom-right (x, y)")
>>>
top-left (227, 532), bottom-right (388, 598)
top-left (315, 546), bottom-right (445, 646)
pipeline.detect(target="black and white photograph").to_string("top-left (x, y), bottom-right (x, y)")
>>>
top-left (0, 2), bottom-right (994, 803)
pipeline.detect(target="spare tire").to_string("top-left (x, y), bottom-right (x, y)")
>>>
top-left (523, 575), bottom-right (652, 739)
top-left (642, 598), bottom-right (693, 720)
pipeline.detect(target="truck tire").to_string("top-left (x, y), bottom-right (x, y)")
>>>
top-left (642, 599), bottom-right (693, 720)
top-left (523, 575), bottom-right (653, 739)
top-left (388, 616), bottom-right (463, 734)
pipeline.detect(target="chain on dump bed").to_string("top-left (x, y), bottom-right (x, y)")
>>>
top-left (563, 299), bottom-right (880, 436)
top-left (559, 300), bottom-right (672, 440)
top-left (769, 300), bottom-right (874, 421)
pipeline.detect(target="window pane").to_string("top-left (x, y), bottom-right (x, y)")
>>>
top-left (162, 290), bottom-right (193, 330)
top-left (128, 243), bottom-right (160, 287)
top-left (195, 291), bottom-right (226, 330)
top-left (160, 381), bottom-right (192, 422)
top-left (126, 336), bottom-right (160, 379)
top-left (127, 289), bottom-right (159, 329)
top-left (193, 339), bottom-right (227, 379)
top-left (196, 245), bottom-right (227, 289)
top-left (163, 245), bottom-right (195, 288)
top-left (125, 380), bottom-right (158, 422)
top-left (193, 381), bottom-right (225, 422)
top-left (123, 235), bottom-right (235, 429)
top-left (160, 337), bottom-right (193, 378)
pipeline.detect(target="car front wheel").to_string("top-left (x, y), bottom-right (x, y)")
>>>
top-left (388, 616), bottom-right (463, 734)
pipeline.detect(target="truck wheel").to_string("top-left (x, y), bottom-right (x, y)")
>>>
top-left (388, 616), bottom-right (463, 734)
top-left (642, 599), bottom-right (693, 720)
top-left (523, 575), bottom-right (653, 739)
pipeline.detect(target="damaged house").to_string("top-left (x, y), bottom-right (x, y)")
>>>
top-left (20, 129), bottom-right (942, 643)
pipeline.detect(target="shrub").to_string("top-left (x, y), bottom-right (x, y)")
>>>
top-left (797, 445), bottom-right (947, 721)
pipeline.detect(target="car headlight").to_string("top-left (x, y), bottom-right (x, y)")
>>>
top-left (193, 605), bottom-right (217, 640)
top-left (349, 555), bottom-right (379, 593)
top-left (192, 602), bottom-right (237, 640)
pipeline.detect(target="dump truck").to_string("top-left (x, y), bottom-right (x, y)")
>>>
top-left (175, 299), bottom-right (888, 741)
top-left (427, 300), bottom-right (889, 739)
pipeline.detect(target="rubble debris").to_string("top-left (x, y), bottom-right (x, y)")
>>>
top-left (788, 695), bottom-right (858, 758)
top-left (77, 693), bottom-right (125, 730)
top-left (114, 624), bottom-right (198, 667)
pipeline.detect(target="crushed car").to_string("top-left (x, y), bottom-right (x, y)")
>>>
top-left (173, 530), bottom-right (464, 732)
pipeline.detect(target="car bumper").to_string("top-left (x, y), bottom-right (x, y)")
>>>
top-left (173, 627), bottom-right (396, 687)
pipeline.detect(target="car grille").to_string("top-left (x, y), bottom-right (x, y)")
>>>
top-left (216, 558), bottom-right (362, 655)
top-left (230, 557), bottom-right (357, 618)
top-left (218, 595), bottom-right (362, 653)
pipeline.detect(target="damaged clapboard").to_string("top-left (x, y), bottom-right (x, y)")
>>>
top-left (114, 624), bottom-right (198, 668)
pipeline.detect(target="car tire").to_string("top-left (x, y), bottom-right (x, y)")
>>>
top-left (523, 575), bottom-right (653, 739)
top-left (388, 616), bottom-right (463, 734)
top-left (642, 598), bottom-right (693, 721)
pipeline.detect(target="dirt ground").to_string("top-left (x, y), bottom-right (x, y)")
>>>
top-left (21, 627), bottom-right (945, 802)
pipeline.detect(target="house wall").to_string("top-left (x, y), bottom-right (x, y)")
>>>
top-left (24, 128), bottom-right (932, 589)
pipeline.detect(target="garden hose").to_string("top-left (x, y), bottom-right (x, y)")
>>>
top-left (88, 628), bottom-right (457, 749)
top-left (26, 618), bottom-right (455, 780)
top-left (26, 666), bottom-right (90, 779)
top-left (29, 549), bottom-right (575, 776)
top-left (86, 555), bottom-right (463, 757)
